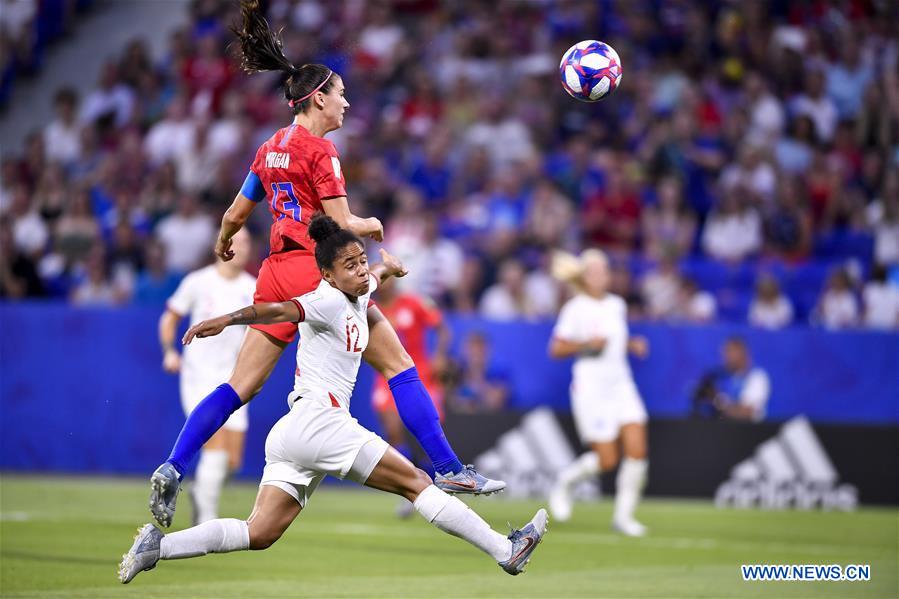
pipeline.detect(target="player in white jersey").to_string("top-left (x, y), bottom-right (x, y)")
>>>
top-left (118, 215), bottom-right (547, 583)
top-left (158, 229), bottom-right (256, 524)
top-left (547, 249), bottom-right (650, 537)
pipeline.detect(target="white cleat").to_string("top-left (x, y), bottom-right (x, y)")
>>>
top-left (548, 485), bottom-right (573, 523)
top-left (612, 518), bottom-right (647, 537)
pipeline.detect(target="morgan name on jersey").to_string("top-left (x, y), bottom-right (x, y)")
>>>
top-left (265, 151), bottom-right (290, 169)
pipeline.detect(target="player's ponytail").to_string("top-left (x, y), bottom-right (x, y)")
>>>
top-left (308, 213), bottom-right (364, 271)
top-left (233, 0), bottom-right (337, 115)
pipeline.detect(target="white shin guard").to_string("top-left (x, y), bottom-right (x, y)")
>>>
top-left (159, 518), bottom-right (249, 560)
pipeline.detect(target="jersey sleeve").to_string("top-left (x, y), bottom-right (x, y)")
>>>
top-left (292, 286), bottom-right (345, 327)
top-left (311, 142), bottom-right (346, 200)
top-left (166, 273), bottom-right (197, 316)
top-left (552, 301), bottom-right (583, 342)
top-left (241, 145), bottom-right (269, 203)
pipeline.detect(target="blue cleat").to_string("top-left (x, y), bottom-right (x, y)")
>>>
top-left (118, 523), bottom-right (163, 584)
top-left (149, 462), bottom-right (181, 528)
top-left (498, 508), bottom-right (549, 575)
top-left (434, 465), bottom-right (506, 495)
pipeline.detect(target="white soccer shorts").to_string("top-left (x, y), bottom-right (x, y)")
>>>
top-left (571, 380), bottom-right (648, 444)
top-left (181, 377), bottom-right (249, 433)
top-left (260, 396), bottom-right (390, 507)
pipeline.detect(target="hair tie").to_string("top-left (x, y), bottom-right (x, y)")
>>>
top-left (288, 70), bottom-right (333, 108)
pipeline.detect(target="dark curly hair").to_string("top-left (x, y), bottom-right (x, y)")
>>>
top-left (307, 213), bottom-right (364, 270)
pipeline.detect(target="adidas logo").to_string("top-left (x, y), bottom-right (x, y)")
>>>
top-left (715, 416), bottom-right (858, 511)
top-left (473, 408), bottom-right (599, 500)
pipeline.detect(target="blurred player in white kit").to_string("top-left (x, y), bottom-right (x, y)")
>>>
top-left (548, 249), bottom-right (650, 537)
top-left (158, 229), bottom-right (256, 523)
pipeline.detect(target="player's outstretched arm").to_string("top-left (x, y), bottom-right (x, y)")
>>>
top-left (369, 248), bottom-right (408, 284)
top-left (182, 301), bottom-right (301, 345)
top-left (548, 336), bottom-right (608, 359)
top-left (216, 194), bottom-right (257, 261)
top-left (322, 196), bottom-right (384, 242)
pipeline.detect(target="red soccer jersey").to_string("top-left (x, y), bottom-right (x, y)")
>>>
top-left (380, 294), bottom-right (442, 379)
top-left (249, 124), bottom-right (346, 254)
top-left (372, 293), bottom-right (444, 415)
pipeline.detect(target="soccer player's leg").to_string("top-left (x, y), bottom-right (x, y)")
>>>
top-left (357, 442), bottom-right (547, 575)
top-left (373, 385), bottom-right (417, 517)
top-left (364, 307), bottom-right (505, 494)
top-left (119, 486), bottom-right (301, 584)
top-left (613, 419), bottom-right (649, 537)
top-left (549, 394), bottom-right (614, 521)
top-left (150, 329), bottom-right (287, 528)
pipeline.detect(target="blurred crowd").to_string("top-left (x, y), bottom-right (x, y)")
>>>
top-left (1, 0), bottom-right (898, 331)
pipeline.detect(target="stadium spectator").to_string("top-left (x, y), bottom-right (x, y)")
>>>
top-left (479, 258), bottom-right (534, 321)
top-left (790, 68), bottom-right (838, 143)
top-left (0, 215), bottom-right (43, 298)
top-left (524, 178), bottom-right (575, 250)
top-left (154, 193), bottom-right (215, 274)
top-left (693, 337), bottom-right (771, 422)
top-left (640, 253), bottom-right (681, 319)
top-left (640, 176), bottom-right (696, 261)
top-left (764, 176), bottom-right (813, 261)
top-left (581, 165), bottom-right (641, 254)
top-left (133, 239), bottom-right (181, 305)
top-left (862, 264), bottom-right (899, 330)
top-left (445, 332), bottom-right (509, 414)
top-left (70, 244), bottom-right (122, 306)
top-left (54, 186), bottom-right (100, 268)
top-left (748, 274), bottom-right (794, 330)
top-left (43, 87), bottom-right (81, 166)
top-left (813, 268), bottom-right (860, 330)
top-left (701, 189), bottom-right (762, 263)
top-left (7, 183), bottom-right (48, 258)
top-left (80, 61), bottom-right (135, 129)
top-left (676, 276), bottom-right (717, 323)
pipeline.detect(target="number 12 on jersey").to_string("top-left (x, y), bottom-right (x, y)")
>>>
top-left (270, 182), bottom-right (302, 222)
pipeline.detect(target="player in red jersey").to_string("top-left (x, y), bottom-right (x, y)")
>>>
top-left (147, 0), bottom-right (503, 529)
top-left (371, 277), bottom-right (449, 465)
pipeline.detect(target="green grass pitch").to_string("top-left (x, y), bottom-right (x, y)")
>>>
top-left (1, 476), bottom-right (896, 598)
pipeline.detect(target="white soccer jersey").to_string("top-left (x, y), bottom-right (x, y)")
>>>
top-left (553, 293), bottom-right (634, 390)
top-left (289, 275), bottom-right (378, 409)
top-left (167, 265), bottom-right (256, 384)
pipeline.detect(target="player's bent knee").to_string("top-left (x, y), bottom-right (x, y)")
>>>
top-left (404, 468), bottom-right (434, 501)
top-left (248, 525), bottom-right (284, 551)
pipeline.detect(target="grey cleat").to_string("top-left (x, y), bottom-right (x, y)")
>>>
top-left (498, 508), bottom-right (549, 576)
top-left (149, 462), bottom-right (181, 528)
top-left (434, 465), bottom-right (506, 495)
top-left (117, 523), bottom-right (163, 584)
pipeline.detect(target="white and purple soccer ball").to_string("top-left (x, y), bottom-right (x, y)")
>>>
top-left (559, 40), bottom-right (622, 102)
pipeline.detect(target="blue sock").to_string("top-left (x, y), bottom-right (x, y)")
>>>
top-left (395, 443), bottom-right (414, 463)
top-left (166, 383), bottom-right (242, 477)
top-left (396, 442), bottom-right (435, 479)
top-left (388, 367), bottom-right (463, 475)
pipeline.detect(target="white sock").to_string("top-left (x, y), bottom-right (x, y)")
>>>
top-left (193, 449), bottom-right (229, 523)
top-left (413, 485), bottom-right (512, 562)
top-left (159, 518), bottom-right (249, 560)
top-left (613, 458), bottom-right (648, 524)
top-left (556, 451), bottom-right (601, 490)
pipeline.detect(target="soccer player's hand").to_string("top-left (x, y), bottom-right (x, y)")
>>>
top-left (162, 348), bottom-right (182, 373)
top-left (628, 336), bottom-right (649, 358)
top-left (215, 236), bottom-right (235, 261)
top-left (183, 317), bottom-right (228, 345)
top-left (366, 218), bottom-right (384, 243)
top-left (379, 248), bottom-right (408, 278)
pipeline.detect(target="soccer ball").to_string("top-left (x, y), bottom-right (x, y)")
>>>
top-left (559, 40), bottom-right (622, 102)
